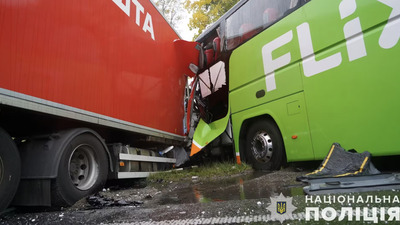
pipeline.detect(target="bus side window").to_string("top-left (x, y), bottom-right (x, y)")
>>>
top-left (283, 0), bottom-right (303, 17)
top-left (225, 0), bottom-right (296, 50)
top-left (240, 23), bottom-right (258, 42)
top-left (263, 8), bottom-right (280, 28)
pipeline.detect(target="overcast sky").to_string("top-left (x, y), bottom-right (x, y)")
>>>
top-left (175, 8), bottom-right (197, 41)
top-left (151, 0), bottom-right (196, 41)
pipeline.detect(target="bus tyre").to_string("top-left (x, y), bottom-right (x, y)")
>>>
top-left (245, 120), bottom-right (285, 171)
top-left (52, 133), bottom-right (108, 207)
top-left (0, 128), bottom-right (20, 212)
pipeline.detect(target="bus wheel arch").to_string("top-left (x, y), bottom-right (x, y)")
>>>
top-left (240, 115), bottom-right (286, 170)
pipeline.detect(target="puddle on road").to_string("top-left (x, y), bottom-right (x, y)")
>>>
top-left (158, 171), bottom-right (304, 205)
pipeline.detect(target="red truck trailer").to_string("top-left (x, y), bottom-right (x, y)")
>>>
top-left (0, 0), bottom-right (198, 209)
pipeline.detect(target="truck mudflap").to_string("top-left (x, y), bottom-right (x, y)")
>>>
top-left (190, 108), bottom-right (230, 156)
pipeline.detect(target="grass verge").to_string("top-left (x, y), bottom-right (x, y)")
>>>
top-left (148, 161), bottom-right (252, 182)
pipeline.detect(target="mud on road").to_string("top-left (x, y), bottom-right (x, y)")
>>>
top-left (0, 165), bottom-right (309, 225)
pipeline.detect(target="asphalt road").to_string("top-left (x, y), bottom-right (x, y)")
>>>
top-left (0, 166), bottom-right (309, 225)
top-left (1, 157), bottom-right (399, 225)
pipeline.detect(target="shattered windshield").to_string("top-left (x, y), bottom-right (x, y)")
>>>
top-left (199, 61), bottom-right (226, 98)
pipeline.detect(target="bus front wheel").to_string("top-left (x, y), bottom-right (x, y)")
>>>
top-left (245, 119), bottom-right (285, 170)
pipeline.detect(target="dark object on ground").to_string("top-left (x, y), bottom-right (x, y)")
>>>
top-left (297, 143), bottom-right (380, 181)
top-left (303, 173), bottom-right (400, 195)
top-left (86, 193), bottom-right (143, 209)
top-left (297, 143), bottom-right (400, 195)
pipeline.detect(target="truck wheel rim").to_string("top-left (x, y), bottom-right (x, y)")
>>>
top-left (68, 144), bottom-right (99, 191)
top-left (251, 131), bottom-right (273, 163)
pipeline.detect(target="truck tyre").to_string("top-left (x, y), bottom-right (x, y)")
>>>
top-left (52, 133), bottom-right (108, 207)
top-left (0, 128), bottom-right (20, 211)
top-left (245, 119), bottom-right (285, 171)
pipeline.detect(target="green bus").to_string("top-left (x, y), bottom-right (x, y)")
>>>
top-left (188, 0), bottom-right (400, 170)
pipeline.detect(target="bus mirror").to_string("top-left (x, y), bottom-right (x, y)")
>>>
top-left (189, 63), bottom-right (199, 75)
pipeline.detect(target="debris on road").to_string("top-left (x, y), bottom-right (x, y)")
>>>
top-left (298, 143), bottom-right (380, 180)
top-left (86, 193), bottom-right (144, 209)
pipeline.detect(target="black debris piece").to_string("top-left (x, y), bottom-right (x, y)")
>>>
top-left (86, 193), bottom-right (144, 209)
top-left (298, 143), bottom-right (400, 195)
top-left (298, 143), bottom-right (380, 181)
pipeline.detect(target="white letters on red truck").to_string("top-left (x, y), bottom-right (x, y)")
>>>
top-left (113, 0), bottom-right (155, 41)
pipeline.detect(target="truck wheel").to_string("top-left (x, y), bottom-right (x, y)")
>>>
top-left (245, 119), bottom-right (285, 170)
top-left (52, 133), bottom-right (108, 206)
top-left (0, 128), bottom-right (20, 211)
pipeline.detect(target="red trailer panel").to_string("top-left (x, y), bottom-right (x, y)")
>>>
top-left (0, 0), bottom-right (194, 136)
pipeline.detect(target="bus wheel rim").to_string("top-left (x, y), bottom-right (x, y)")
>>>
top-left (68, 144), bottom-right (99, 191)
top-left (251, 131), bottom-right (273, 163)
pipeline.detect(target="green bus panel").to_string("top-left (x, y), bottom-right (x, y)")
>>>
top-left (231, 92), bottom-right (314, 162)
top-left (230, 63), bottom-right (303, 114)
top-left (301, 0), bottom-right (400, 158)
top-left (229, 0), bottom-right (400, 162)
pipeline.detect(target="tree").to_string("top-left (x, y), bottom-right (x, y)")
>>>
top-left (152, 0), bottom-right (184, 30)
top-left (185, 0), bottom-right (240, 39)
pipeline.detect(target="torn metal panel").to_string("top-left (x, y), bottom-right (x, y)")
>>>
top-left (190, 107), bottom-right (230, 156)
top-left (303, 174), bottom-right (400, 195)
